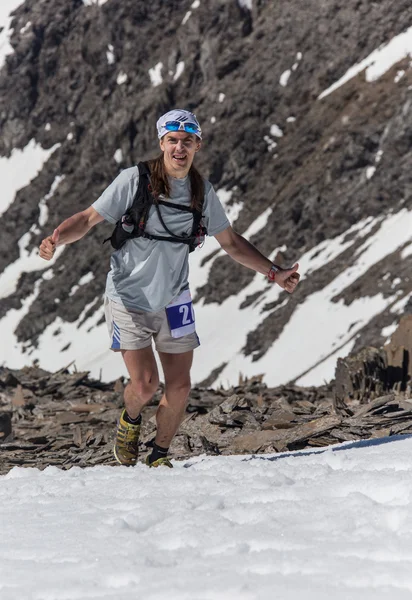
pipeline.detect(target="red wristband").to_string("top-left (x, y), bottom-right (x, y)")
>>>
top-left (267, 265), bottom-right (279, 281)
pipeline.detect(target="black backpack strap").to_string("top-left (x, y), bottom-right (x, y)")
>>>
top-left (140, 230), bottom-right (192, 244)
top-left (154, 203), bottom-right (195, 243)
top-left (158, 199), bottom-right (194, 213)
top-left (128, 161), bottom-right (153, 230)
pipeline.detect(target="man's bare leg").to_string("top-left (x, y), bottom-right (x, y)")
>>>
top-left (155, 350), bottom-right (193, 448)
top-left (121, 347), bottom-right (160, 418)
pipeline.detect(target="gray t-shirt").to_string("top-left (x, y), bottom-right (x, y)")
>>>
top-left (92, 166), bottom-right (230, 311)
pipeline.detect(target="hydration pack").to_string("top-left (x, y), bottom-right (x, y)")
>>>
top-left (105, 162), bottom-right (206, 252)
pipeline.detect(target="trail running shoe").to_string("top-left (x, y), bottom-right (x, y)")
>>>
top-left (145, 455), bottom-right (173, 468)
top-left (113, 410), bottom-right (141, 466)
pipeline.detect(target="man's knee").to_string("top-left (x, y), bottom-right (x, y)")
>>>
top-left (166, 378), bottom-right (191, 399)
top-left (127, 377), bottom-right (159, 404)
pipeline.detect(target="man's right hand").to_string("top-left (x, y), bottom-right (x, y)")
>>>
top-left (39, 229), bottom-right (60, 261)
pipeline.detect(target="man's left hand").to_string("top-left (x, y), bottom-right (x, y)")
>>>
top-left (273, 263), bottom-right (300, 293)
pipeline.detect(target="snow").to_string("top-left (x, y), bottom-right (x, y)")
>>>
top-left (190, 210), bottom-right (412, 388)
top-left (286, 116), bottom-right (296, 123)
top-left (210, 116), bottom-right (216, 123)
top-left (182, 11), bottom-right (192, 25)
top-left (106, 44), bottom-right (115, 65)
top-left (319, 25), bottom-right (412, 99)
top-left (366, 166), bottom-right (376, 179)
top-left (113, 148), bottom-right (123, 164)
top-left (279, 53), bottom-right (301, 88)
top-left (116, 71), bottom-right (128, 85)
top-left (395, 69), bottom-right (405, 83)
top-left (270, 124), bottom-right (283, 137)
top-left (83, 0), bottom-right (110, 6)
top-left (401, 243), bottom-right (412, 259)
top-left (238, 0), bottom-right (252, 9)
top-left (264, 135), bottom-right (277, 151)
top-left (173, 60), bottom-right (185, 81)
top-left (181, 2), bottom-right (199, 25)
top-left (366, 149), bottom-right (384, 179)
top-left (69, 271), bottom-right (95, 297)
top-left (19, 20), bottom-right (31, 34)
top-left (388, 292), bottom-right (412, 315)
top-left (0, 0), bottom-right (25, 70)
top-left (0, 175), bottom-right (65, 301)
top-left (280, 69), bottom-right (291, 87)
top-left (218, 92), bottom-right (225, 102)
top-left (0, 139), bottom-right (60, 219)
top-left (382, 322), bottom-right (398, 339)
top-left (217, 189), bottom-right (243, 223)
top-left (2, 437), bottom-right (412, 599)
top-left (148, 62), bottom-right (163, 87)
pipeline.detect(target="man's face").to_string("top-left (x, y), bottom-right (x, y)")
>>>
top-left (160, 131), bottom-right (201, 177)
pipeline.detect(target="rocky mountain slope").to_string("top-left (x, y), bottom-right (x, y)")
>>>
top-left (1, 0), bottom-right (412, 386)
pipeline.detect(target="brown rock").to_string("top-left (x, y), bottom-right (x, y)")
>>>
top-left (262, 409), bottom-right (296, 430)
top-left (231, 415), bottom-right (342, 453)
top-left (56, 412), bottom-right (89, 425)
top-left (334, 347), bottom-right (388, 414)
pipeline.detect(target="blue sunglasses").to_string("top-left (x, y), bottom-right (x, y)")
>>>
top-left (162, 121), bottom-right (202, 136)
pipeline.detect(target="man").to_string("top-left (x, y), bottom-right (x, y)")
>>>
top-left (39, 108), bottom-right (300, 468)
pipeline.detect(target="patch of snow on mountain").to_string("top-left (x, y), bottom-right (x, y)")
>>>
top-left (366, 166), bottom-right (376, 179)
top-left (401, 243), bottom-right (412, 259)
top-left (182, 11), bottom-right (192, 25)
top-left (389, 292), bottom-right (412, 315)
top-left (83, 0), bottom-right (110, 6)
top-left (149, 62), bottom-right (163, 87)
top-left (0, 0), bottom-right (25, 69)
top-left (173, 61), bottom-right (185, 81)
top-left (0, 280), bottom-right (43, 367)
top-left (69, 272), bottom-right (95, 297)
top-left (270, 124), bottom-right (283, 137)
top-left (19, 20), bottom-right (31, 34)
top-left (238, 0), bottom-right (252, 9)
top-left (0, 176), bottom-right (65, 300)
top-left (0, 140), bottom-right (60, 219)
top-left (264, 136), bottom-right (277, 151)
top-left (395, 69), bottom-right (405, 83)
top-left (319, 25), bottom-right (412, 99)
top-left (192, 209), bottom-right (412, 387)
top-left (113, 149), bottom-right (123, 164)
top-left (19, 296), bottom-right (116, 379)
top-left (106, 44), bottom-right (115, 65)
top-left (279, 69), bottom-right (291, 87)
top-left (382, 321), bottom-right (399, 340)
top-left (116, 71), bottom-right (128, 85)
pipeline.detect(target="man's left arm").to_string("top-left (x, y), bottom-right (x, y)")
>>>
top-left (214, 226), bottom-right (300, 293)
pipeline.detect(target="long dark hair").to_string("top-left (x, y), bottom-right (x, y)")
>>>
top-left (147, 154), bottom-right (204, 212)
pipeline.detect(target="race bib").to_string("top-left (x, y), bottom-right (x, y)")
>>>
top-left (166, 290), bottom-right (196, 338)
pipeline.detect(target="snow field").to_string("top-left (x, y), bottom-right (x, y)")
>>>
top-left (1, 437), bottom-right (412, 599)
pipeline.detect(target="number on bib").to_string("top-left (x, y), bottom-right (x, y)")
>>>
top-left (166, 290), bottom-right (196, 338)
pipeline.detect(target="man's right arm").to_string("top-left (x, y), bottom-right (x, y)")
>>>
top-left (39, 206), bottom-right (104, 261)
